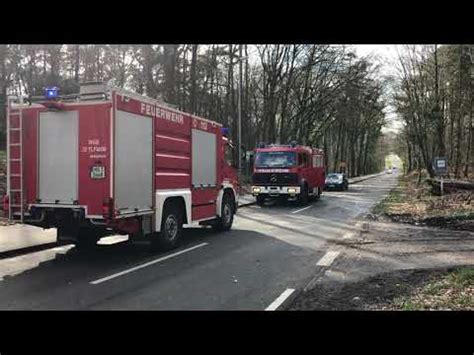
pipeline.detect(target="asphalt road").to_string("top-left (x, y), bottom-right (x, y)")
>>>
top-left (0, 173), bottom-right (398, 310)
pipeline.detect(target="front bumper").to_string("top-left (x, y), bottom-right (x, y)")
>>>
top-left (325, 183), bottom-right (343, 189)
top-left (251, 185), bottom-right (301, 197)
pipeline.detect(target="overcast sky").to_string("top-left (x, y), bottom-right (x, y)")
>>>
top-left (353, 45), bottom-right (400, 68)
top-left (353, 45), bottom-right (404, 133)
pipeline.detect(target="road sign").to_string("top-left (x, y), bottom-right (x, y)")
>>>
top-left (433, 157), bottom-right (448, 176)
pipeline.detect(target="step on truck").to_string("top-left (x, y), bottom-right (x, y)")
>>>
top-left (251, 142), bottom-right (325, 206)
top-left (3, 82), bottom-right (239, 250)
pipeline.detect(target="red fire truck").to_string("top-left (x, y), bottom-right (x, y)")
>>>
top-left (3, 82), bottom-right (239, 250)
top-left (251, 143), bottom-right (325, 205)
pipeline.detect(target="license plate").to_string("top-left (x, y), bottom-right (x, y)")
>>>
top-left (329, 185), bottom-right (335, 188)
top-left (91, 165), bottom-right (106, 179)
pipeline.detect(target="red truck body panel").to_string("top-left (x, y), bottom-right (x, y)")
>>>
top-left (114, 92), bottom-right (225, 221)
top-left (8, 103), bottom-right (112, 217)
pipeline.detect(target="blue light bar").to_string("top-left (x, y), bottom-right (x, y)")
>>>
top-left (222, 127), bottom-right (230, 136)
top-left (44, 86), bottom-right (59, 100)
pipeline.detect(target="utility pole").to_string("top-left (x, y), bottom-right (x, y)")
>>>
top-left (230, 49), bottom-right (248, 191)
top-left (238, 45), bottom-right (243, 183)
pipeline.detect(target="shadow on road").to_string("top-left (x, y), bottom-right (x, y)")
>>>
top-left (0, 226), bottom-right (323, 310)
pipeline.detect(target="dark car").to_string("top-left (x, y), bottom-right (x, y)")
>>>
top-left (325, 173), bottom-right (349, 191)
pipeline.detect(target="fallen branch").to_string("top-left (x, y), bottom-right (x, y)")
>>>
top-left (426, 178), bottom-right (474, 194)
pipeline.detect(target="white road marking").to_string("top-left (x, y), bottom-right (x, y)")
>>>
top-left (342, 231), bottom-right (357, 240)
top-left (292, 205), bottom-right (313, 214)
top-left (90, 242), bottom-right (209, 285)
top-left (316, 251), bottom-right (340, 267)
top-left (265, 288), bottom-right (295, 311)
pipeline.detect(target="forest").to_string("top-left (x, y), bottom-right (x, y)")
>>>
top-left (1, 44), bottom-right (472, 179)
top-left (393, 45), bottom-right (473, 179)
top-left (0, 44), bottom-right (388, 178)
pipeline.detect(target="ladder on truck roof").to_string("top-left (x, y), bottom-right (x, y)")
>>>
top-left (6, 96), bottom-right (25, 223)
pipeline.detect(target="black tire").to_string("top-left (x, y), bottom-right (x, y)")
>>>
top-left (152, 202), bottom-right (183, 251)
top-left (73, 228), bottom-right (101, 250)
top-left (299, 184), bottom-right (309, 205)
top-left (256, 195), bottom-right (266, 206)
top-left (57, 227), bottom-right (75, 244)
top-left (213, 193), bottom-right (235, 232)
top-left (314, 187), bottom-right (321, 200)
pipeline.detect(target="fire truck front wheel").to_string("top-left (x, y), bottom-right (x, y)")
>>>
top-left (152, 202), bottom-right (183, 251)
top-left (298, 184), bottom-right (309, 205)
top-left (213, 192), bottom-right (235, 232)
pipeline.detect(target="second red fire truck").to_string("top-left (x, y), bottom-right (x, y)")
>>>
top-left (251, 143), bottom-right (325, 206)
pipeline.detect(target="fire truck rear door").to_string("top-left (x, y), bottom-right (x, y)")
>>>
top-left (38, 110), bottom-right (79, 204)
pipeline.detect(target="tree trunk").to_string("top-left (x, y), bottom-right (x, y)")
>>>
top-left (163, 45), bottom-right (178, 105)
top-left (434, 44), bottom-right (446, 157)
top-left (180, 46), bottom-right (188, 110)
top-left (244, 45), bottom-right (251, 148)
top-left (407, 139), bottom-right (413, 173)
top-left (465, 92), bottom-right (473, 178)
top-left (74, 45), bottom-right (80, 83)
top-left (189, 45), bottom-right (198, 114)
top-left (454, 45), bottom-right (464, 178)
top-left (142, 45), bottom-right (157, 98)
top-left (224, 44), bottom-right (234, 129)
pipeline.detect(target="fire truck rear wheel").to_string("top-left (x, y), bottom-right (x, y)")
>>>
top-left (74, 228), bottom-right (101, 249)
top-left (213, 193), bottom-right (235, 232)
top-left (152, 203), bottom-right (183, 251)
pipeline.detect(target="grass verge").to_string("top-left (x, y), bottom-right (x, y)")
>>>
top-left (372, 171), bottom-right (474, 230)
top-left (391, 267), bottom-right (474, 310)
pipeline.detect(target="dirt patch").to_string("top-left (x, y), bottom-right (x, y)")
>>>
top-left (373, 172), bottom-right (474, 231)
top-left (290, 266), bottom-right (473, 311)
top-left (367, 212), bottom-right (474, 231)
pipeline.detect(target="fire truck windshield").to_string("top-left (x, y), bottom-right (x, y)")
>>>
top-left (255, 151), bottom-right (297, 168)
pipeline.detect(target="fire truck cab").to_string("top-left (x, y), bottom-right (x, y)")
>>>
top-left (251, 143), bottom-right (325, 206)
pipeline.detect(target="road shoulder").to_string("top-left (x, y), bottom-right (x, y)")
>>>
top-left (288, 217), bottom-right (474, 310)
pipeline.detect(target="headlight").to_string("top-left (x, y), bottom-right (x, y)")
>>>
top-left (252, 187), bottom-right (261, 194)
top-left (287, 188), bottom-right (297, 194)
